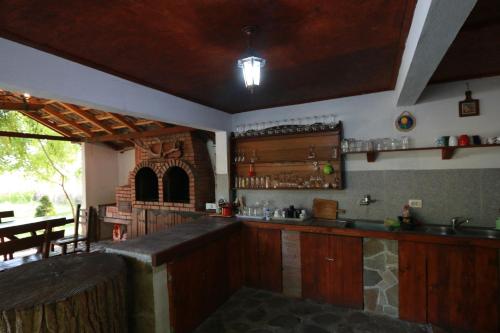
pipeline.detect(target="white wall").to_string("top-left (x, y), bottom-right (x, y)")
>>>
top-left (82, 143), bottom-right (119, 208)
top-left (117, 149), bottom-right (135, 186)
top-left (232, 76), bottom-right (500, 171)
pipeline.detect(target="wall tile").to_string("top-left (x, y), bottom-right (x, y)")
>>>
top-left (236, 168), bottom-right (498, 227)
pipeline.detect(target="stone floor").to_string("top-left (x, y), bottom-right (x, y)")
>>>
top-left (194, 287), bottom-right (430, 333)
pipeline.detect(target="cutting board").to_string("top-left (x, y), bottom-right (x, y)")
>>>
top-left (312, 198), bottom-right (339, 220)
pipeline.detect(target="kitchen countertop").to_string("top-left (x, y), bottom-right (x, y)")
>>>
top-left (103, 216), bottom-right (500, 266)
top-left (103, 217), bottom-right (238, 265)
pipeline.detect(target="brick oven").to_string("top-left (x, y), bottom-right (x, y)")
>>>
top-left (103, 130), bottom-right (215, 239)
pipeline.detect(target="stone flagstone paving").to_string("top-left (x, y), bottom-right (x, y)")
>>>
top-left (194, 287), bottom-right (431, 333)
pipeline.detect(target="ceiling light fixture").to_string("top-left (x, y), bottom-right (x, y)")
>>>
top-left (237, 26), bottom-right (266, 93)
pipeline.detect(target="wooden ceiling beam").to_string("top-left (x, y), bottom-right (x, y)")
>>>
top-left (0, 102), bottom-right (44, 111)
top-left (107, 113), bottom-right (140, 132)
top-left (85, 126), bottom-right (193, 143)
top-left (0, 130), bottom-right (81, 142)
top-left (57, 102), bottom-right (116, 134)
top-left (19, 111), bottom-right (75, 137)
top-left (43, 106), bottom-right (94, 137)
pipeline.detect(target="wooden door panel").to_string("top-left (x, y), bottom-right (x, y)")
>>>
top-left (301, 232), bottom-right (331, 302)
top-left (259, 228), bottom-right (282, 292)
top-left (334, 235), bottom-right (363, 308)
top-left (472, 247), bottom-right (499, 333)
top-left (399, 241), bottom-right (428, 323)
top-left (243, 226), bottom-right (260, 288)
top-left (227, 228), bottom-right (243, 293)
top-left (427, 244), bottom-right (499, 333)
top-left (168, 247), bottom-right (206, 333)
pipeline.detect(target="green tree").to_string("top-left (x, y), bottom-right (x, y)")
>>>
top-left (35, 195), bottom-right (56, 217)
top-left (0, 110), bottom-right (81, 219)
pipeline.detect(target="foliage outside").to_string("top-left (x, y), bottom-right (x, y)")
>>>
top-left (0, 110), bottom-right (81, 219)
top-left (35, 195), bottom-right (56, 217)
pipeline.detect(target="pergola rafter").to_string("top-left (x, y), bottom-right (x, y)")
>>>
top-left (0, 90), bottom-right (186, 150)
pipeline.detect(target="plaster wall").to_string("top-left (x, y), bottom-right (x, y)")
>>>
top-left (117, 149), bottom-right (136, 186)
top-left (82, 143), bottom-right (119, 208)
top-left (232, 76), bottom-right (500, 171)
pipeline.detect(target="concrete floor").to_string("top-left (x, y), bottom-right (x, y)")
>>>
top-left (194, 287), bottom-right (430, 333)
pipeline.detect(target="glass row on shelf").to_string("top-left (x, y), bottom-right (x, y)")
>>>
top-left (234, 145), bottom-right (340, 164)
top-left (235, 173), bottom-right (341, 190)
top-left (341, 137), bottom-right (410, 153)
top-left (234, 115), bottom-right (338, 138)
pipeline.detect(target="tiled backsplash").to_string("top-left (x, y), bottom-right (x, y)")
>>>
top-left (237, 168), bottom-right (500, 227)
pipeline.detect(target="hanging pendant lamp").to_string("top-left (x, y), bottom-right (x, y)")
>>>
top-left (237, 26), bottom-right (266, 93)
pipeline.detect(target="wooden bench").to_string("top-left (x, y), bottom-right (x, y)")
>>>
top-left (0, 217), bottom-right (67, 272)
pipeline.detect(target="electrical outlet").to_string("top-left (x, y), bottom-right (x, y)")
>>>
top-left (408, 199), bottom-right (422, 208)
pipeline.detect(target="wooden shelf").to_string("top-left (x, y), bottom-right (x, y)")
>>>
top-left (231, 124), bottom-right (344, 191)
top-left (233, 187), bottom-right (343, 191)
top-left (342, 144), bottom-right (500, 162)
top-left (233, 160), bottom-right (338, 166)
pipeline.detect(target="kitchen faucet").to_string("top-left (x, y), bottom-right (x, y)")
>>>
top-left (450, 217), bottom-right (471, 230)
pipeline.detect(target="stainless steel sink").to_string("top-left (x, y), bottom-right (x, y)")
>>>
top-left (455, 228), bottom-right (500, 239)
top-left (422, 226), bottom-right (456, 236)
top-left (350, 220), bottom-right (389, 231)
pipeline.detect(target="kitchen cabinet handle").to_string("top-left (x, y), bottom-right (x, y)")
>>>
top-left (325, 257), bottom-right (335, 262)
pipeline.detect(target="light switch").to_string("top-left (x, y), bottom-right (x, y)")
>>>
top-left (408, 199), bottom-right (422, 208)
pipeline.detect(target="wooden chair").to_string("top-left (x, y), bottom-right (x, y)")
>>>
top-left (0, 218), bottom-right (66, 271)
top-left (53, 205), bottom-right (96, 254)
top-left (0, 211), bottom-right (15, 260)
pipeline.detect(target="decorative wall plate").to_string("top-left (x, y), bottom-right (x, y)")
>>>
top-left (395, 111), bottom-right (415, 132)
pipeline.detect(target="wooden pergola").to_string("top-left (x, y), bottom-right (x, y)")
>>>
top-left (0, 90), bottom-right (192, 150)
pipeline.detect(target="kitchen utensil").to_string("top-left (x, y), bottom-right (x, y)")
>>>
top-left (312, 198), bottom-right (339, 220)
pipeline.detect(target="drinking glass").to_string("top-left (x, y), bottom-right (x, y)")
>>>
top-left (327, 114), bottom-right (337, 129)
top-left (312, 116), bottom-right (321, 131)
top-left (320, 115), bottom-right (328, 130)
top-left (288, 118), bottom-right (296, 133)
top-left (401, 136), bottom-right (410, 149)
top-left (296, 118), bottom-right (304, 132)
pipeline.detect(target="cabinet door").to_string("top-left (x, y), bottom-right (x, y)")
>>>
top-left (168, 245), bottom-right (206, 333)
top-left (301, 233), bottom-right (363, 307)
top-left (427, 244), bottom-right (499, 333)
top-left (399, 240), bottom-right (428, 323)
top-left (258, 228), bottom-right (283, 292)
top-left (243, 225), bottom-right (260, 288)
top-left (330, 235), bottom-right (363, 308)
top-left (301, 232), bottom-right (331, 302)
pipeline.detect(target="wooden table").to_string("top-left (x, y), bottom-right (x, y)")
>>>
top-left (0, 215), bottom-right (73, 261)
top-left (0, 215), bottom-right (73, 234)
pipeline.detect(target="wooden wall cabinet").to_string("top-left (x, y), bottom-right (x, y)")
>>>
top-left (301, 232), bottom-right (363, 308)
top-left (243, 225), bottom-right (283, 292)
top-left (167, 229), bottom-right (242, 333)
top-left (399, 241), bottom-right (499, 333)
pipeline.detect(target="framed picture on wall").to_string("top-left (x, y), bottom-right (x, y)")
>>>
top-left (459, 90), bottom-right (479, 117)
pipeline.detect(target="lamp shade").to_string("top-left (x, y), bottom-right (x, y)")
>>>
top-left (237, 56), bottom-right (266, 88)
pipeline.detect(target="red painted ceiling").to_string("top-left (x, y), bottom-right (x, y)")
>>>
top-left (0, 1), bottom-right (415, 113)
top-left (431, 0), bottom-right (500, 84)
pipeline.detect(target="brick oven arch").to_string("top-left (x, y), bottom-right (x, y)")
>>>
top-left (131, 161), bottom-right (163, 203)
top-left (158, 159), bottom-right (196, 206)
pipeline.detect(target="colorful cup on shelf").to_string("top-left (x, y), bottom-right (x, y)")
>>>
top-left (435, 136), bottom-right (448, 147)
top-left (448, 136), bottom-right (458, 147)
top-left (472, 135), bottom-right (482, 145)
top-left (458, 134), bottom-right (470, 146)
